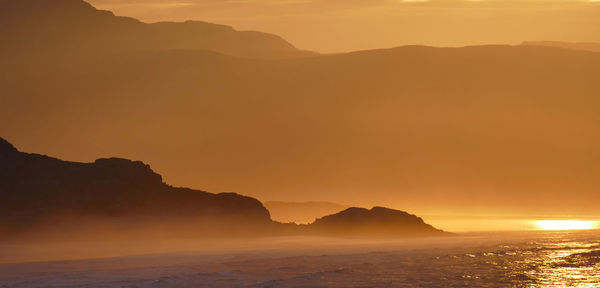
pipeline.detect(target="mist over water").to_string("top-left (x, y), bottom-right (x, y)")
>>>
top-left (1, 230), bottom-right (599, 287)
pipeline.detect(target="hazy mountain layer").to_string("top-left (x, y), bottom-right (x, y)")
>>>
top-left (3, 44), bottom-right (598, 217)
top-left (522, 41), bottom-right (600, 53)
top-left (0, 0), bottom-right (312, 60)
top-left (264, 201), bottom-right (349, 224)
top-left (1, 0), bottom-right (599, 217)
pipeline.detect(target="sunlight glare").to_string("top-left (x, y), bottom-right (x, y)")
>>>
top-left (535, 220), bottom-right (598, 231)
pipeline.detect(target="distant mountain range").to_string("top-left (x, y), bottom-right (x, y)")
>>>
top-left (264, 201), bottom-right (350, 224)
top-left (0, 0), bottom-right (314, 60)
top-left (0, 137), bottom-right (449, 239)
top-left (522, 41), bottom-right (600, 53)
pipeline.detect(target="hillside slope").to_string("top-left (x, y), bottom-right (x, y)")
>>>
top-left (1, 138), bottom-right (449, 239)
top-left (0, 137), bottom-right (273, 238)
top-left (0, 0), bottom-right (313, 60)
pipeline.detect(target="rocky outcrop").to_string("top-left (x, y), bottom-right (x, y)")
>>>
top-left (0, 137), bottom-right (450, 239)
top-left (306, 207), bottom-right (449, 236)
top-left (0, 137), bottom-right (272, 237)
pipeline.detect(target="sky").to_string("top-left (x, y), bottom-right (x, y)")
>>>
top-left (88, 0), bottom-right (600, 53)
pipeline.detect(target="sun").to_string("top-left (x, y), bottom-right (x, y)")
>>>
top-left (535, 220), bottom-right (598, 231)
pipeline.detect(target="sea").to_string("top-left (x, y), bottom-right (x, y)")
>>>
top-left (0, 230), bottom-right (598, 287)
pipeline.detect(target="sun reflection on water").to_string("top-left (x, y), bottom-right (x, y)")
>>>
top-left (520, 238), bottom-right (600, 287)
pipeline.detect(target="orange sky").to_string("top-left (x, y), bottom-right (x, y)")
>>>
top-left (89, 0), bottom-right (600, 53)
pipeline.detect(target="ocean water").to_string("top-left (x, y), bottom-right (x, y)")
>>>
top-left (0, 230), bottom-right (598, 287)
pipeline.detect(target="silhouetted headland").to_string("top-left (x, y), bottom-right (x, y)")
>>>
top-left (305, 207), bottom-right (450, 237)
top-left (0, 137), bottom-right (277, 239)
top-left (0, 137), bottom-right (449, 240)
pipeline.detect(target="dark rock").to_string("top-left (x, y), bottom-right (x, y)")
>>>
top-left (0, 137), bottom-right (272, 238)
top-left (0, 138), bottom-right (18, 155)
top-left (306, 206), bottom-right (449, 236)
top-left (0, 137), bottom-right (449, 239)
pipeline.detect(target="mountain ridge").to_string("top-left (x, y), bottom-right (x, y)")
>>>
top-left (0, 137), bottom-right (449, 240)
top-left (2, 44), bottom-right (599, 217)
top-left (522, 41), bottom-right (600, 53)
top-left (0, 0), bottom-right (314, 60)
top-left (0, 137), bottom-right (274, 239)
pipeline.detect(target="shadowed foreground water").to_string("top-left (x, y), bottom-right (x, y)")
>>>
top-left (0, 230), bottom-right (598, 287)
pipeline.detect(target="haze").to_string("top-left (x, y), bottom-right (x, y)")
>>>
top-left (1, 0), bottom-right (599, 232)
top-left (89, 0), bottom-right (600, 53)
top-left (3, 1), bottom-right (600, 287)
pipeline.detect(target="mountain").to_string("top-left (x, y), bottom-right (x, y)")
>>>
top-left (522, 41), bottom-right (600, 53)
top-left (0, 137), bottom-right (448, 239)
top-left (0, 0), bottom-right (313, 60)
top-left (264, 201), bottom-right (349, 224)
top-left (3, 44), bottom-right (600, 217)
top-left (3, 44), bottom-right (598, 217)
top-left (0, 137), bottom-right (274, 239)
top-left (306, 207), bottom-right (449, 236)
top-left (1, 1), bottom-right (599, 217)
